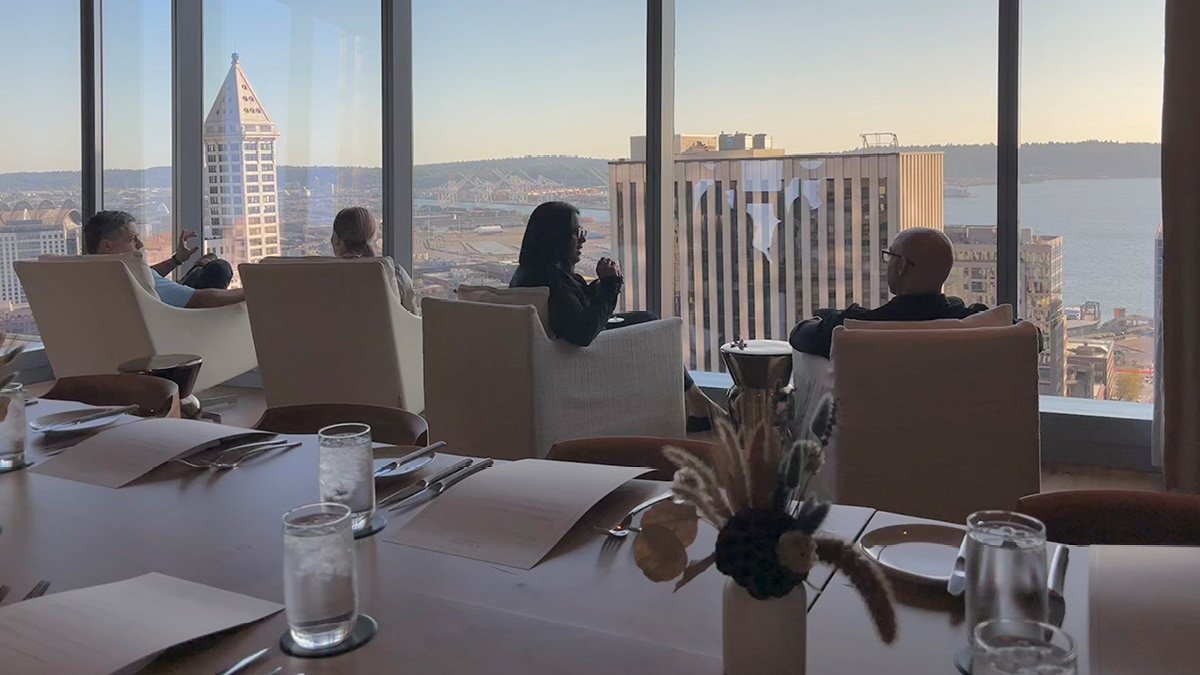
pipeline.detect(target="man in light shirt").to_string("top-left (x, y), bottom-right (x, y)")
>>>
top-left (83, 210), bottom-right (245, 308)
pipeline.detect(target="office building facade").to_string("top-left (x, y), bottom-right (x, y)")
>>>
top-left (203, 53), bottom-right (282, 285)
top-left (943, 225), bottom-right (1067, 396)
top-left (609, 146), bottom-right (944, 371)
top-left (0, 202), bottom-right (81, 306)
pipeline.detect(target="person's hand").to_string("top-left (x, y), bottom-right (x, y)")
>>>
top-left (175, 230), bottom-right (200, 261)
top-left (596, 257), bottom-right (622, 280)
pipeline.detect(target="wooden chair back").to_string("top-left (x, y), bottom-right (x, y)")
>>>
top-left (1017, 489), bottom-right (1200, 545)
top-left (254, 403), bottom-right (429, 447)
top-left (42, 374), bottom-right (180, 418)
top-left (547, 436), bottom-right (718, 481)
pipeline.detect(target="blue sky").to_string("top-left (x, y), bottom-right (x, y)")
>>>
top-left (0, 0), bottom-right (1165, 172)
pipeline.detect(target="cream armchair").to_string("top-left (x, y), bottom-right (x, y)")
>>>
top-left (239, 258), bottom-right (423, 411)
top-left (830, 321), bottom-right (1041, 522)
top-left (15, 258), bottom-right (255, 392)
top-left (422, 296), bottom-right (686, 460)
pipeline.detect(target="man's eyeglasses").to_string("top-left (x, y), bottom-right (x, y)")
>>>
top-left (880, 249), bottom-right (915, 267)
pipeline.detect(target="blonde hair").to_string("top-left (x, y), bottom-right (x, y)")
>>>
top-left (333, 207), bottom-right (378, 257)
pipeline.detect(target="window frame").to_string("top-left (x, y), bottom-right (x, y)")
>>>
top-left (51, 0), bottom-right (1153, 469)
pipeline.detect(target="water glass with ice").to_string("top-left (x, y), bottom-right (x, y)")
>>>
top-left (972, 619), bottom-right (1077, 675)
top-left (317, 423), bottom-right (375, 533)
top-left (282, 502), bottom-right (358, 650)
top-left (0, 383), bottom-right (27, 470)
top-left (965, 510), bottom-right (1048, 636)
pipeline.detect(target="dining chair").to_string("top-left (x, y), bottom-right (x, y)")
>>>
top-left (238, 259), bottom-right (424, 411)
top-left (15, 257), bottom-right (256, 393)
top-left (831, 321), bottom-right (1041, 523)
top-left (547, 436), bottom-right (718, 481)
top-left (422, 294), bottom-right (686, 460)
top-left (1017, 489), bottom-right (1200, 545)
top-left (41, 374), bottom-right (181, 418)
top-left (253, 403), bottom-right (429, 446)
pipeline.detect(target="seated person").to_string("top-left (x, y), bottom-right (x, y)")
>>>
top-left (510, 200), bottom-right (718, 430)
top-left (84, 210), bottom-right (245, 308)
top-left (790, 227), bottom-right (988, 358)
top-left (331, 206), bottom-right (416, 314)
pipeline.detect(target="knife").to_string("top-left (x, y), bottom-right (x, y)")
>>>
top-left (947, 534), bottom-right (970, 597)
top-left (38, 405), bottom-right (140, 430)
top-left (380, 458), bottom-right (472, 509)
top-left (388, 459), bottom-right (493, 511)
top-left (374, 441), bottom-right (447, 477)
top-left (430, 458), bottom-right (493, 494)
top-left (1047, 545), bottom-right (1069, 627)
top-left (216, 647), bottom-right (268, 675)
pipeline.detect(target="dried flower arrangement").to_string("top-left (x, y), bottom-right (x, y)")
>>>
top-left (633, 395), bottom-right (897, 643)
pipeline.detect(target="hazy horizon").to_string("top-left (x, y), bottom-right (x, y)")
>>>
top-left (1, 0), bottom-right (1164, 173)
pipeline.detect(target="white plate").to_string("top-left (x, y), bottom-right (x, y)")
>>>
top-left (858, 523), bottom-right (966, 585)
top-left (373, 445), bottom-right (435, 478)
top-left (29, 409), bottom-right (127, 435)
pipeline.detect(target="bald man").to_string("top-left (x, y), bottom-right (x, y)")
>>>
top-left (789, 227), bottom-right (988, 358)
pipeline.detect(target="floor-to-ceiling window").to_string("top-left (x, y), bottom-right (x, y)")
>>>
top-left (204, 0), bottom-right (382, 286)
top-left (1022, 0), bottom-right (1164, 405)
top-left (0, 0), bottom-right (83, 343)
top-left (411, 0), bottom-right (646, 309)
top-left (671, 0), bottom-right (999, 373)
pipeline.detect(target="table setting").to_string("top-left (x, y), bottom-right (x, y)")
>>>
top-left (1, 339), bottom-right (1198, 674)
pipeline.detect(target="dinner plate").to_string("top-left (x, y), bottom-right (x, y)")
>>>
top-left (858, 523), bottom-right (967, 585)
top-left (29, 409), bottom-right (126, 435)
top-left (372, 445), bottom-right (435, 478)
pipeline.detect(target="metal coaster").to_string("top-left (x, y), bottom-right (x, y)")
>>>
top-left (279, 613), bottom-right (377, 659)
top-left (353, 513), bottom-right (387, 540)
top-left (0, 458), bottom-right (34, 474)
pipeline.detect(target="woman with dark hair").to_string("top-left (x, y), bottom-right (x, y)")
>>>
top-left (510, 201), bottom-right (717, 430)
top-left (332, 206), bottom-right (416, 314)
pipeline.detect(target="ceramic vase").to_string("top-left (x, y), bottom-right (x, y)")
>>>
top-left (722, 577), bottom-right (807, 675)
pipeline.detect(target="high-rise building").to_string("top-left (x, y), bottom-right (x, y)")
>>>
top-left (0, 202), bottom-right (81, 306)
top-left (609, 139), bottom-right (944, 371)
top-left (943, 225), bottom-right (1067, 396)
top-left (203, 53), bottom-right (282, 285)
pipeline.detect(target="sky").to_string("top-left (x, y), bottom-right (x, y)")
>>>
top-left (0, 0), bottom-right (1166, 172)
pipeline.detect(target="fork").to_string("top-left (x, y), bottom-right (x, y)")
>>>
top-left (173, 439), bottom-right (289, 469)
top-left (22, 579), bottom-right (50, 600)
top-left (596, 492), bottom-right (674, 538)
top-left (206, 442), bottom-right (301, 470)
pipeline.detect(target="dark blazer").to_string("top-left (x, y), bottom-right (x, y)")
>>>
top-left (789, 294), bottom-right (989, 358)
top-left (510, 263), bottom-right (623, 346)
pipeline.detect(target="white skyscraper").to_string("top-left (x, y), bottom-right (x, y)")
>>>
top-left (203, 53), bottom-right (281, 285)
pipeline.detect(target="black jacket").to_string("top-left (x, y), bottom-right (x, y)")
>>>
top-left (510, 263), bottom-right (622, 346)
top-left (789, 294), bottom-right (989, 358)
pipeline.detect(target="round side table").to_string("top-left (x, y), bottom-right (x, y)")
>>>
top-left (118, 353), bottom-right (203, 419)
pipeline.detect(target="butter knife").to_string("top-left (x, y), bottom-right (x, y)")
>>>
top-left (1047, 545), bottom-right (1069, 627)
top-left (216, 647), bottom-right (268, 675)
top-left (947, 534), bottom-right (970, 597)
top-left (374, 441), bottom-right (447, 477)
top-left (388, 459), bottom-right (493, 511)
top-left (380, 458), bottom-right (472, 509)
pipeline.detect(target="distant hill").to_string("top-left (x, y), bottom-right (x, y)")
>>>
top-left (898, 141), bottom-right (1160, 182)
top-left (0, 142), bottom-right (1161, 193)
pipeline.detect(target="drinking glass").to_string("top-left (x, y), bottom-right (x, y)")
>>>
top-left (317, 423), bottom-right (375, 533)
top-left (972, 619), bottom-right (1077, 675)
top-left (0, 383), bottom-right (27, 470)
top-left (282, 502), bottom-right (358, 650)
top-left (965, 510), bottom-right (1048, 635)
